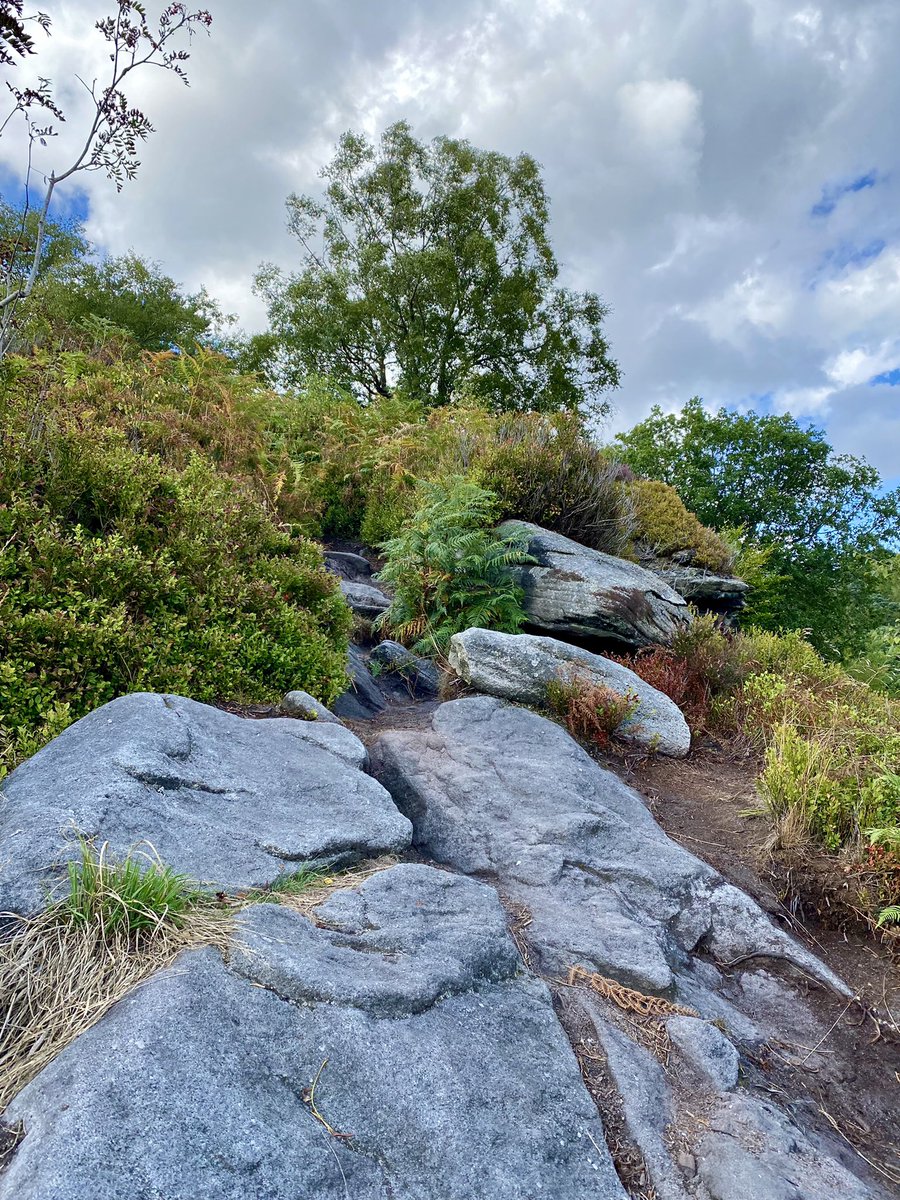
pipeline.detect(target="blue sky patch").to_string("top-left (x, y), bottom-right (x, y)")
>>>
top-left (0, 163), bottom-right (91, 226)
top-left (870, 367), bottom-right (900, 387)
top-left (811, 170), bottom-right (879, 218)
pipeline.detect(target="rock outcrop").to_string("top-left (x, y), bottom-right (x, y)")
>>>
top-left (448, 627), bottom-right (690, 756)
top-left (0, 693), bottom-right (411, 914)
top-left (1, 865), bottom-right (627, 1200)
top-left (652, 562), bottom-right (749, 617)
top-left (498, 520), bottom-right (691, 647)
top-left (331, 645), bottom-right (388, 719)
top-left (369, 697), bottom-right (840, 998)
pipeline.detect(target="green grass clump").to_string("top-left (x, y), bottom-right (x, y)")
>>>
top-left (64, 840), bottom-right (201, 936)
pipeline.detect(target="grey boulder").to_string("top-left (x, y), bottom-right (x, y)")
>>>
top-left (0, 693), bottom-right (411, 914)
top-left (323, 549), bottom-right (373, 580)
top-left (339, 579), bottom-right (391, 617)
top-left (448, 627), bottom-right (690, 756)
top-left (498, 520), bottom-right (691, 647)
top-left (369, 698), bottom-right (847, 998)
top-left (280, 690), bottom-right (343, 723)
top-left (1, 864), bottom-right (627, 1200)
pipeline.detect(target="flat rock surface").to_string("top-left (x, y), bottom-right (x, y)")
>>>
top-left (340, 579), bottom-right (391, 616)
top-left (368, 698), bottom-right (848, 998)
top-left (448, 627), bottom-right (690, 756)
top-left (0, 693), bottom-right (411, 914)
top-left (498, 520), bottom-right (691, 647)
top-left (1, 865), bottom-right (627, 1200)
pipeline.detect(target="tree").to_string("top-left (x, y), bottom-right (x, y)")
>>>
top-left (615, 399), bottom-right (900, 656)
top-left (28, 249), bottom-right (226, 351)
top-left (255, 122), bottom-right (620, 415)
top-left (0, 1), bottom-right (213, 355)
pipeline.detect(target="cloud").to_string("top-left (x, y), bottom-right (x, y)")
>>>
top-left (1, 0), bottom-right (899, 479)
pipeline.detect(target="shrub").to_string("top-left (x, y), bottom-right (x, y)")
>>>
top-left (545, 670), bottom-right (639, 749)
top-left (615, 612), bottom-right (751, 731)
top-left (0, 350), bottom-right (351, 776)
top-left (376, 478), bottom-right (533, 654)
top-left (478, 413), bottom-right (635, 554)
top-left (629, 479), bottom-right (734, 572)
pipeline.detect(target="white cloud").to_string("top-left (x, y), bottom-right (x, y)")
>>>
top-left (2, 0), bottom-right (900, 477)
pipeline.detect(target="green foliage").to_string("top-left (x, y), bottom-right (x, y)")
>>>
top-left (255, 121), bottom-right (619, 415)
top-left (0, 347), bottom-right (351, 776)
top-left (65, 840), bottom-right (200, 936)
top-left (25, 251), bottom-right (229, 352)
top-left (476, 412), bottom-right (634, 554)
top-left (376, 478), bottom-right (533, 653)
top-left (628, 479), bottom-right (734, 572)
top-left (615, 398), bottom-right (900, 656)
top-left (248, 864), bottom-right (330, 904)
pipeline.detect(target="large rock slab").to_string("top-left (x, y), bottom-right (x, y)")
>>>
top-left (0, 693), bottom-right (411, 914)
top-left (498, 520), bottom-right (691, 647)
top-left (448, 627), bottom-right (690, 756)
top-left (1, 865), bottom-right (627, 1200)
top-left (368, 698), bottom-right (847, 999)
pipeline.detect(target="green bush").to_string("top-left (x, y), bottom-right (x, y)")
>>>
top-left (0, 351), bottom-right (351, 776)
top-left (629, 479), bottom-right (734, 572)
top-left (477, 413), bottom-right (634, 554)
top-left (376, 478), bottom-right (533, 653)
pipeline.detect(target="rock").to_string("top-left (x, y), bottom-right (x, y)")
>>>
top-left (448, 627), bottom-right (690, 756)
top-left (1, 865), bottom-right (627, 1200)
top-left (696, 1094), bottom-right (875, 1200)
top-left (281, 690), bottom-right (343, 723)
top-left (331, 645), bottom-right (388, 720)
top-left (0, 693), bottom-right (411, 914)
top-left (591, 1019), bottom-right (689, 1200)
top-left (369, 698), bottom-right (849, 998)
top-left (340, 579), bottom-right (391, 617)
top-left (371, 640), bottom-right (441, 699)
top-left (665, 1016), bottom-right (739, 1090)
top-left (323, 549), bottom-right (373, 580)
top-left (654, 563), bottom-right (749, 620)
top-left (498, 520), bottom-right (691, 648)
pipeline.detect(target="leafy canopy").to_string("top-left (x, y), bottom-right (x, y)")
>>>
top-left (615, 399), bottom-right (900, 656)
top-left (254, 121), bottom-right (620, 416)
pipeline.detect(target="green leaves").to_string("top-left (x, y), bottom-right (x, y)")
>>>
top-left (376, 478), bottom-right (534, 654)
top-left (255, 122), bottom-right (619, 416)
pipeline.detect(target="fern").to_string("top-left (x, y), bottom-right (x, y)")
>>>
top-left (376, 477), bottom-right (534, 654)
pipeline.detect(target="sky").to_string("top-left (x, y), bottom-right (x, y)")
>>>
top-left (3, 0), bottom-right (900, 480)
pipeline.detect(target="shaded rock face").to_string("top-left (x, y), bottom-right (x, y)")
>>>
top-left (0, 693), bottom-right (411, 914)
top-left (368, 698), bottom-right (847, 1001)
top-left (323, 549), bottom-right (373, 580)
top-left (498, 520), bottom-right (691, 648)
top-left (331, 644), bottom-right (388, 720)
top-left (340, 579), bottom-right (391, 617)
top-left (371, 640), bottom-right (441, 699)
top-left (448, 627), bottom-right (690, 756)
top-left (651, 561), bottom-right (749, 621)
top-left (1, 865), bottom-right (627, 1200)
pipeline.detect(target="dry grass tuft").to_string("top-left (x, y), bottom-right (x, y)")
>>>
top-left (0, 900), bottom-right (232, 1111)
top-left (272, 856), bottom-right (398, 919)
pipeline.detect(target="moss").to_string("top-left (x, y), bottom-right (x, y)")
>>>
top-left (628, 479), bottom-right (734, 573)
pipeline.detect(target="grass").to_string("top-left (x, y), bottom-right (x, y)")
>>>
top-left (0, 842), bottom-right (398, 1114)
top-left (0, 840), bottom-right (232, 1111)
